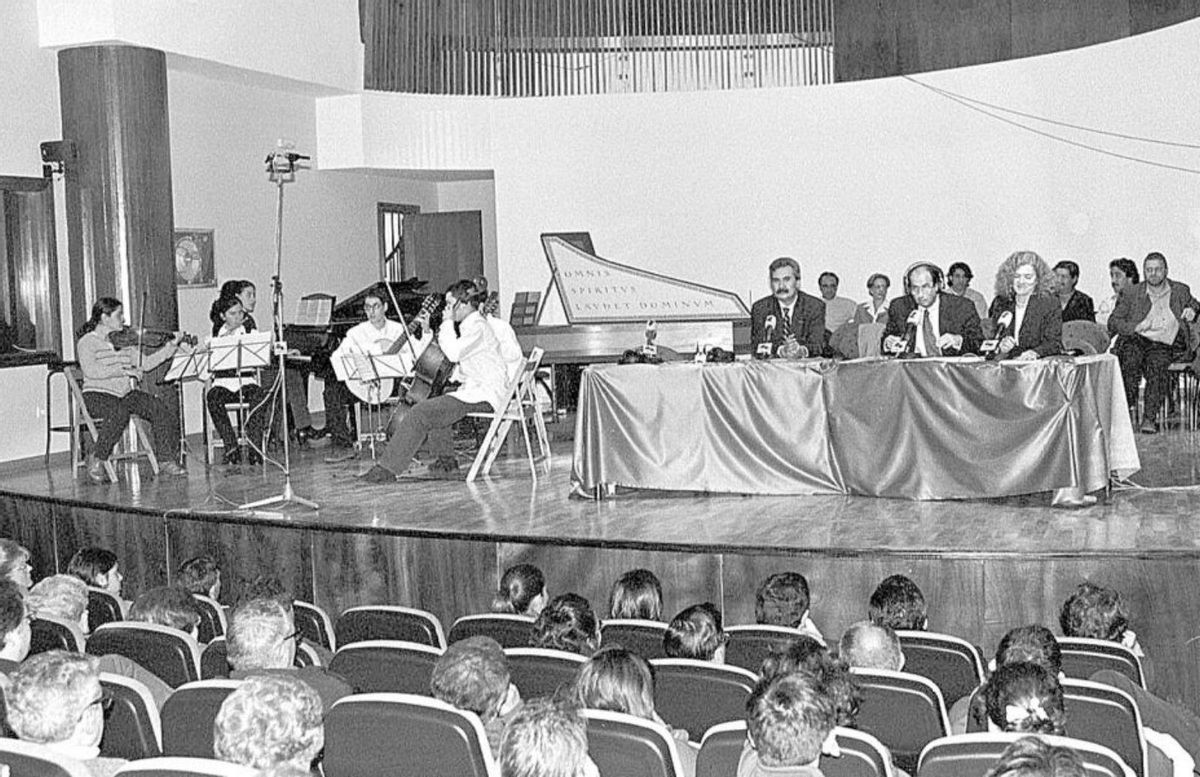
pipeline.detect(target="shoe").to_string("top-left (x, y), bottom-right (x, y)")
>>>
top-left (295, 427), bottom-right (316, 447)
top-left (86, 454), bottom-right (108, 484)
top-left (1140, 419), bottom-right (1159, 435)
top-left (222, 449), bottom-right (242, 465)
top-left (247, 450), bottom-right (263, 466)
top-left (306, 426), bottom-right (327, 440)
top-left (1056, 494), bottom-right (1098, 509)
top-left (429, 456), bottom-right (460, 480)
top-left (358, 464), bottom-right (397, 483)
top-left (159, 462), bottom-right (187, 477)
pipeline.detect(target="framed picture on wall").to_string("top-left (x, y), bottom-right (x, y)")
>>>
top-left (174, 229), bottom-right (215, 288)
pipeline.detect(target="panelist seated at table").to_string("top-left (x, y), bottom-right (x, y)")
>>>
top-left (986, 250), bottom-right (1063, 361)
top-left (882, 262), bottom-right (983, 356)
top-left (750, 256), bottom-right (826, 359)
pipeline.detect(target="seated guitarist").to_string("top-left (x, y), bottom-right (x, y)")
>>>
top-left (323, 284), bottom-right (431, 460)
top-left (360, 280), bottom-right (508, 482)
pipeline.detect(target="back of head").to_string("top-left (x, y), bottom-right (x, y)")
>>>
top-left (66, 547), bottom-right (117, 588)
top-left (984, 736), bottom-right (1088, 777)
top-left (755, 572), bottom-right (811, 628)
top-left (759, 636), bottom-right (828, 682)
top-left (493, 564), bottom-right (546, 616)
top-left (214, 674), bottom-right (324, 772)
top-left (5, 650), bottom-right (100, 744)
top-left (500, 697), bottom-right (594, 777)
top-left (27, 574), bottom-right (88, 623)
top-left (983, 662), bottom-right (1066, 735)
top-left (228, 597), bottom-right (293, 670)
top-left (607, 568), bottom-right (663, 621)
top-left (129, 586), bottom-right (201, 634)
top-left (236, 575), bottom-right (293, 610)
top-left (868, 574), bottom-right (927, 631)
top-left (0, 578), bottom-right (28, 654)
top-left (574, 645), bottom-right (656, 720)
top-left (838, 621), bottom-right (903, 672)
top-left (747, 671), bottom-right (836, 768)
top-left (0, 539), bottom-right (30, 581)
top-left (664, 602), bottom-right (725, 661)
top-left (532, 593), bottom-right (599, 655)
top-left (995, 625), bottom-right (1062, 676)
top-left (431, 635), bottom-right (511, 722)
top-left (177, 555), bottom-right (220, 597)
top-left (1060, 582), bottom-right (1128, 641)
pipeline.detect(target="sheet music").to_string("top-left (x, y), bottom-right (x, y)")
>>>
top-left (294, 297), bottom-right (332, 327)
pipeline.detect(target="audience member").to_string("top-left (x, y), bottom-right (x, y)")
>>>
top-left (176, 555), bottom-right (222, 600)
top-left (3, 651), bottom-right (127, 776)
top-left (0, 539), bottom-right (33, 592)
top-left (499, 697), bottom-right (599, 777)
top-left (0, 579), bottom-right (30, 672)
top-left (575, 646), bottom-right (697, 777)
top-left (236, 575), bottom-right (333, 665)
top-left (755, 572), bottom-right (823, 642)
top-left (28, 573), bottom-right (89, 636)
top-left (741, 671), bottom-right (837, 777)
top-left (989, 251), bottom-right (1062, 359)
top-left (759, 639), bottom-right (861, 728)
top-left (837, 621), bottom-right (903, 672)
top-left (664, 603), bottom-right (726, 663)
top-left (1108, 251), bottom-right (1199, 434)
top-left (431, 635), bottom-right (522, 756)
top-left (947, 262), bottom-right (990, 320)
top-left (759, 636), bottom-right (828, 682)
top-left (818, 272), bottom-right (857, 334)
top-left (1097, 258), bottom-right (1139, 327)
top-left (531, 593), bottom-right (600, 656)
top-left (493, 564), bottom-right (548, 617)
top-left (983, 736), bottom-right (1087, 777)
top-left (128, 585), bottom-right (201, 637)
top-left (67, 547), bottom-right (129, 616)
top-left (854, 273), bottom-right (891, 325)
top-left (214, 674), bottom-right (324, 773)
top-left (1053, 260), bottom-right (1096, 323)
top-left (608, 568), bottom-right (663, 621)
top-left (867, 574), bottom-right (927, 631)
top-left (982, 662), bottom-right (1066, 735)
top-left (227, 597), bottom-right (354, 713)
top-left (1059, 582), bottom-right (1151, 682)
top-left (954, 624), bottom-right (1061, 734)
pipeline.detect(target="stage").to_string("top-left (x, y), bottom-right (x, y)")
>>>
top-left (2, 429), bottom-right (1200, 714)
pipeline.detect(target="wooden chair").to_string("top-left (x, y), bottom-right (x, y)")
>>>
top-left (63, 363), bottom-right (159, 481)
top-left (466, 347), bottom-right (550, 482)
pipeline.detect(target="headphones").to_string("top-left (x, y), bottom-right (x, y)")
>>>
top-left (901, 262), bottom-right (945, 295)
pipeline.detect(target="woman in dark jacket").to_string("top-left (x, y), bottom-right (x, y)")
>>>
top-left (988, 250), bottom-right (1062, 360)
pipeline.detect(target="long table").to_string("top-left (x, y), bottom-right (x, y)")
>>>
top-left (572, 354), bottom-right (1139, 500)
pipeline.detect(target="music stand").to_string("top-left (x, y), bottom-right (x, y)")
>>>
top-left (341, 352), bottom-right (409, 460)
top-left (163, 347), bottom-right (207, 465)
top-left (204, 333), bottom-right (271, 470)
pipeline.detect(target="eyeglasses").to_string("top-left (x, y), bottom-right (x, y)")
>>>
top-left (281, 628), bottom-right (303, 645)
top-left (363, 302), bottom-right (384, 312)
top-left (83, 688), bottom-right (114, 716)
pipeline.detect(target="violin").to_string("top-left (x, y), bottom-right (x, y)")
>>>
top-left (108, 327), bottom-right (198, 352)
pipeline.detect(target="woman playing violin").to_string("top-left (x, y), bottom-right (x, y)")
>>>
top-left (205, 294), bottom-right (267, 466)
top-left (76, 297), bottom-right (188, 483)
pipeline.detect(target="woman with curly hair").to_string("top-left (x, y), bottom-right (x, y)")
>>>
top-left (531, 593), bottom-right (600, 655)
top-left (983, 662), bottom-right (1066, 735)
top-left (988, 251), bottom-right (1062, 360)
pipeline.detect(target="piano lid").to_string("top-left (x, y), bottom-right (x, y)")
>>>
top-left (540, 234), bottom-right (750, 325)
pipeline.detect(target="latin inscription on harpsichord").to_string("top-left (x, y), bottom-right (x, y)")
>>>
top-left (543, 237), bottom-right (749, 324)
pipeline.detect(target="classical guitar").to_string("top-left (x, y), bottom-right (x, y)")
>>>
top-left (344, 294), bottom-right (439, 404)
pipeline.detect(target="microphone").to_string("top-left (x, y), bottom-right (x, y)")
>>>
top-left (896, 309), bottom-right (920, 358)
top-left (757, 315), bottom-right (777, 358)
top-left (982, 311), bottom-right (1013, 358)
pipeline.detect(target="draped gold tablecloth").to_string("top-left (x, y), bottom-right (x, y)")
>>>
top-left (572, 354), bottom-right (1139, 499)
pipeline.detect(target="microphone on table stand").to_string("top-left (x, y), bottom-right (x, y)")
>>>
top-left (982, 311), bottom-right (1013, 360)
top-left (896, 308), bottom-right (921, 360)
top-left (756, 315), bottom-right (777, 359)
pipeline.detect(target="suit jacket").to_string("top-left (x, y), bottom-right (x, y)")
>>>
top-left (883, 292), bottom-right (983, 355)
top-left (750, 293), bottom-right (825, 357)
top-left (988, 293), bottom-right (1062, 357)
top-left (1060, 291), bottom-right (1095, 323)
top-left (1108, 280), bottom-right (1200, 338)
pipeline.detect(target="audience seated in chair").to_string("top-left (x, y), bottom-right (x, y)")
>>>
top-left (531, 593), bottom-right (601, 656)
top-left (760, 638), bottom-right (861, 729)
top-left (868, 575), bottom-right (928, 632)
top-left (838, 622), bottom-right (905, 672)
top-left (2, 650), bottom-right (128, 777)
top-left (226, 597), bottom-right (353, 714)
top-left (214, 674), bottom-right (324, 774)
top-left (0, 538), bottom-right (34, 593)
top-left (0, 578), bottom-right (31, 672)
top-left (756, 572), bottom-right (823, 642)
top-left (29, 574), bottom-right (91, 637)
top-left (236, 575), bottom-right (332, 665)
top-left (499, 697), bottom-right (600, 777)
top-left (68, 547), bottom-right (130, 619)
top-left (981, 662), bottom-right (1067, 736)
top-left (431, 635), bottom-right (523, 757)
top-left (1060, 583), bottom-right (1151, 684)
top-left (129, 587), bottom-right (201, 638)
top-left (575, 645), bottom-right (698, 777)
top-left (608, 569), bottom-right (663, 621)
top-left (953, 625), bottom-right (1062, 735)
top-left (494, 564), bottom-right (549, 618)
top-left (983, 735), bottom-right (1089, 777)
top-left (740, 671), bottom-right (838, 777)
top-left (664, 603), bottom-right (727, 663)
top-left (176, 556), bottom-right (221, 602)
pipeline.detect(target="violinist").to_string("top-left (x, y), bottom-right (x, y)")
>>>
top-left (75, 297), bottom-right (188, 483)
top-left (205, 294), bottom-right (267, 466)
top-left (323, 284), bottom-right (432, 458)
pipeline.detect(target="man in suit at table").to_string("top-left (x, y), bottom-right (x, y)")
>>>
top-left (883, 263), bottom-right (983, 356)
top-left (750, 257), bottom-right (825, 359)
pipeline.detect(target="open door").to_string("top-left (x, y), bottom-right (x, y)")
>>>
top-left (403, 210), bottom-right (483, 292)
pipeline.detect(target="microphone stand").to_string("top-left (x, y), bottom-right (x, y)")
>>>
top-left (240, 147), bottom-right (318, 511)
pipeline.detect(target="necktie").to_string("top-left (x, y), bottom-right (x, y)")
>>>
top-left (922, 309), bottom-right (941, 356)
top-left (780, 307), bottom-right (792, 339)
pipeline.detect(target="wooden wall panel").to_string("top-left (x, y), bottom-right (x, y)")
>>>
top-left (0, 495), bottom-right (60, 582)
top-left (55, 507), bottom-right (167, 596)
top-left (834, 0), bottom-right (899, 83)
top-left (1010, 0), bottom-right (1131, 60)
top-left (905, 0), bottom-right (1012, 75)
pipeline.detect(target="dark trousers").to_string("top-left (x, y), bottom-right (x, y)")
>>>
top-left (206, 385), bottom-right (267, 451)
top-left (83, 390), bottom-right (178, 463)
top-left (377, 395), bottom-right (491, 476)
top-left (1118, 331), bottom-right (1187, 421)
top-left (322, 380), bottom-right (357, 446)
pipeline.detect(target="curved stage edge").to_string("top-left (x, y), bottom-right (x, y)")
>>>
top-left (3, 438), bottom-right (1200, 715)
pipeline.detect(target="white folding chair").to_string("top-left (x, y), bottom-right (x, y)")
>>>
top-left (466, 347), bottom-right (550, 482)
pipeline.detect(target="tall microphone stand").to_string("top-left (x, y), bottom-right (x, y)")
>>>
top-left (240, 145), bottom-right (318, 511)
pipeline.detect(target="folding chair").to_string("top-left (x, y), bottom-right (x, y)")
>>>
top-left (504, 647), bottom-right (587, 700)
top-left (896, 630), bottom-right (986, 707)
top-left (328, 640), bottom-right (443, 694)
top-left (114, 757), bottom-right (258, 776)
top-left (100, 672), bottom-right (163, 760)
top-left (191, 594), bottom-right (226, 644)
top-left (294, 600), bottom-right (337, 651)
top-left (87, 622), bottom-right (201, 688)
top-left (650, 658), bottom-right (758, 742)
top-left (601, 618), bottom-right (669, 659)
top-left (201, 386), bottom-right (252, 466)
top-left (724, 624), bottom-right (813, 674)
top-left (323, 693), bottom-right (500, 777)
top-left (447, 612), bottom-right (535, 648)
top-left (583, 709), bottom-right (684, 777)
top-left (917, 732), bottom-right (1135, 777)
top-left (159, 679), bottom-right (241, 758)
top-left (64, 363), bottom-right (159, 482)
top-left (466, 347), bottom-right (550, 482)
top-left (1063, 678), bottom-right (1148, 777)
top-left (0, 739), bottom-right (93, 777)
top-left (29, 616), bottom-right (85, 654)
top-left (1058, 637), bottom-right (1146, 688)
top-left (335, 605), bottom-right (446, 649)
top-left (851, 668), bottom-right (950, 774)
top-left (88, 588), bottom-right (124, 631)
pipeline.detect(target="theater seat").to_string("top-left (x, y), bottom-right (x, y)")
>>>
top-left (504, 647), bottom-right (587, 700)
top-left (724, 624), bottom-right (812, 674)
top-left (650, 658), bottom-right (757, 742)
top-left (1059, 637), bottom-right (1146, 689)
top-left (917, 733), bottom-right (1135, 777)
top-left (601, 618), bottom-right (669, 659)
top-left (697, 721), bottom-right (897, 777)
top-left (294, 600), bottom-right (336, 651)
top-left (448, 613), bottom-right (536, 648)
top-left (1063, 678), bottom-right (1148, 777)
top-left (896, 630), bottom-right (986, 707)
top-left (851, 668), bottom-right (949, 774)
top-left (88, 588), bottom-right (124, 631)
top-left (696, 721), bottom-right (747, 777)
top-left (113, 757), bottom-right (258, 776)
top-left (328, 640), bottom-right (443, 694)
top-left (29, 616), bottom-right (84, 655)
top-left (160, 679), bottom-right (241, 758)
top-left (87, 623), bottom-right (201, 689)
top-left (335, 605), bottom-right (447, 649)
top-left (100, 672), bottom-right (163, 760)
top-left (191, 595), bottom-right (226, 645)
top-left (0, 739), bottom-right (94, 777)
top-left (583, 709), bottom-right (684, 777)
